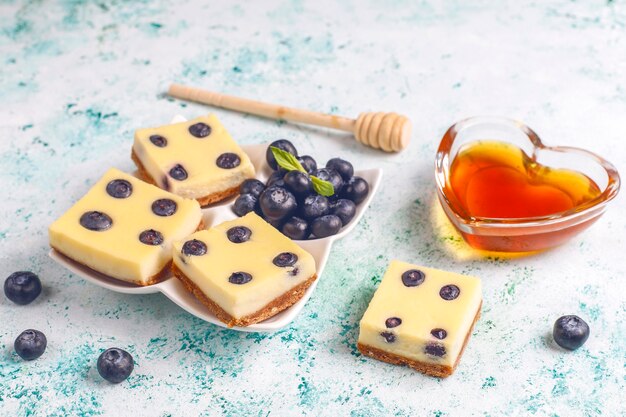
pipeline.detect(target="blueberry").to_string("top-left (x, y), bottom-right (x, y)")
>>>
top-left (385, 317), bottom-right (402, 328)
top-left (4, 271), bottom-right (42, 305)
top-left (228, 271), bottom-right (253, 285)
top-left (216, 153), bottom-right (241, 169)
top-left (311, 214), bottom-right (342, 238)
top-left (232, 194), bottom-right (258, 217)
top-left (266, 139), bottom-right (298, 170)
top-left (139, 229), bottom-right (163, 246)
top-left (342, 176), bottom-right (369, 205)
top-left (439, 285), bottom-right (460, 301)
top-left (301, 194), bottom-right (329, 219)
top-left (431, 328), bottom-right (447, 340)
top-left (401, 269), bottom-right (425, 287)
top-left (106, 179), bottom-right (133, 198)
top-left (553, 315), bottom-right (590, 350)
top-left (80, 211), bottom-right (113, 231)
top-left (240, 179), bottom-right (265, 198)
top-left (380, 331), bottom-right (396, 343)
top-left (425, 343), bottom-right (446, 357)
top-left (169, 164), bottom-right (188, 181)
top-left (281, 216), bottom-right (310, 240)
top-left (188, 122), bottom-right (211, 138)
top-left (283, 171), bottom-right (312, 197)
top-left (259, 186), bottom-right (297, 220)
top-left (314, 168), bottom-right (344, 199)
top-left (97, 348), bottom-right (134, 384)
top-left (151, 199), bottom-right (177, 216)
top-left (14, 329), bottom-right (47, 361)
top-left (227, 226), bottom-right (252, 243)
top-left (149, 134), bottom-right (167, 147)
top-left (273, 252), bottom-right (298, 267)
top-left (182, 239), bottom-right (207, 256)
top-left (326, 158), bottom-right (354, 181)
top-left (267, 169), bottom-right (288, 188)
top-left (298, 155), bottom-right (317, 174)
top-left (330, 199), bottom-right (356, 225)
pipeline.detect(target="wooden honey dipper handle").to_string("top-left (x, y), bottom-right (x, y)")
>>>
top-left (168, 83), bottom-right (411, 152)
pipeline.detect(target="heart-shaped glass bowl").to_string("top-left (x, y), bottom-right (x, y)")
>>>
top-left (435, 116), bottom-right (620, 252)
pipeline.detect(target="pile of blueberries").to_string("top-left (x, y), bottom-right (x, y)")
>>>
top-left (233, 139), bottom-right (370, 239)
top-left (4, 271), bottom-right (134, 384)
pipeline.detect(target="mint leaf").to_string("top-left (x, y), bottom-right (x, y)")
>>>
top-left (270, 145), bottom-right (335, 196)
top-left (311, 175), bottom-right (334, 197)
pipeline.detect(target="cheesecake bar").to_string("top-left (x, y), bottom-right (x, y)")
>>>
top-left (357, 260), bottom-right (482, 377)
top-left (49, 168), bottom-right (203, 285)
top-left (132, 114), bottom-right (255, 205)
top-left (172, 212), bottom-right (317, 327)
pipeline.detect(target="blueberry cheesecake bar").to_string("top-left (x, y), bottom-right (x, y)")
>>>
top-left (49, 168), bottom-right (203, 285)
top-left (172, 212), bottom-right (317, 327)
top-left (357, 260), bottom-right (482, 377)
top-left (132, 115), bottom-right (255, 205)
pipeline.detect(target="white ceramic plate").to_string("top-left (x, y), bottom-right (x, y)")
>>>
top-left (49, 115), bottom-right (382, 332)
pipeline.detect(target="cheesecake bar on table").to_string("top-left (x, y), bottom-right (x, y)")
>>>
top-left (172, 212), bottom-right (317, 327)
top-left (132, 114), bottom-right (255, 205)
top-left (358, 260), bottom-right (482, 377)
top-left (49, 168), bottom-right (203, 286)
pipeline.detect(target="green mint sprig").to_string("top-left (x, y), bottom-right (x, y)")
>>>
top-left (270, 146), bottom-right (334, 197)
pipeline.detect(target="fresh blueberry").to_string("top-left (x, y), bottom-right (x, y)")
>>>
top-left (232, 194), bottom-right (258, 217)
top-left (266, 139), bottom-right (298, 170)
top-left (151, 199), bottom-right (177, 216)
top-left (311, 214), bottom-right (342, 238)
top-left (301, 194), bottom-right (329, 219)
top-left (342, 176), bottom-right (369, 204)
top-left (259, 186), bottom-right (297, 220)
top-left (431, 328), bottom-right (448, 340)
top-left (326, 158), bottom-right (354, 181)
top-left (169, 164), bottom-right (188, 181)
top-left (182, 239), bottom-right (207, 256)
top-left (281, 216), bottom-right (310, 240)
top-left (553, 315), bottom-right (590, 350)
top-left (216, 153), bottom-right (241, 169)
top-left (273, 252), bottom-right (298, 267)
top-left (385, 317), bottom-right (402, 328)
top-left (401, 269), bottom-right (425, 287)
top-left (106, 179), bottom-right (133, 198)
top-left (314, 168), bottom-right (344, 199)
top-left (439, 285), bottom-right (460, 300)
top-left (80, 211), bottom-right (113, 231)
top-left (188, 122), bottom-right (211, 138)
top-left (425, 343), bottom-right (446, 357)
top-left (228, 272), bottom-right (253, 285)
top-left (97, 348), bottom-right (134, 383)
top-left (267, 169), bottom-right (288, 188)
top-left (139, 229), bottom-right (163, 246)
top-left (330, 199), bottom-right (356, 225)
top-left (240, 179), bottom-right (265, 198)
top-left (265, 216), bottom-right (285, 230)
top-left (298, 155), bottom-right (317, 174)
top-left (380, 331), bottom-right (396, 343)
top-left (14, 329), bottom-right (47, 361)
top-left (227, 226), bottom-right (252, 243)
top-left (149, 134), bottom-right (167, 147)
top-left (4, 271), bottom-right (42, 305)
top-left (283, 171), bottom-right (312, 197)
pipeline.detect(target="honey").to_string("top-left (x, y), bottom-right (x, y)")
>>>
top-left (449, 141), bottom-right (602, 219)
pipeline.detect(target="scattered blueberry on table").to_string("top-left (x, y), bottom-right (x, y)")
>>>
top-left (553, 315), bottom-right (590, 350)
top-left (14, 329), bottom-right (47, 361)
top-left (97, 348), bottom-right (135, 383)
top-left (233, 139), bottom-right (370, 239)
top-left (4, 271), bottom-right (42, 305)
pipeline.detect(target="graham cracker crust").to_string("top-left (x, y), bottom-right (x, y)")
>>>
top-left (172, 263), bottom-right (318, 327)
top-left (357, 301), bottom-right (482, 378)
top-left (131, 148), bottom-right (241, 206)
top-left (51, 219), bottom-right (205, 287)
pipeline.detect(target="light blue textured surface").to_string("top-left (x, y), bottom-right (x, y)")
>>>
top-left (1, 1), bottom-right (625, 416)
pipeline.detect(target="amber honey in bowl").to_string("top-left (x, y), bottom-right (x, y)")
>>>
top-left (449, 141), bottom-right (602, 220)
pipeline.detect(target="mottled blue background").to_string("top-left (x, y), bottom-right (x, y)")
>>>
top-left (1, 1), bottom-right (625, 416)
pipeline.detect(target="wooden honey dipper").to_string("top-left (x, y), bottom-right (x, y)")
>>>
top-left (168, 83), bottom-right (411, 152)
